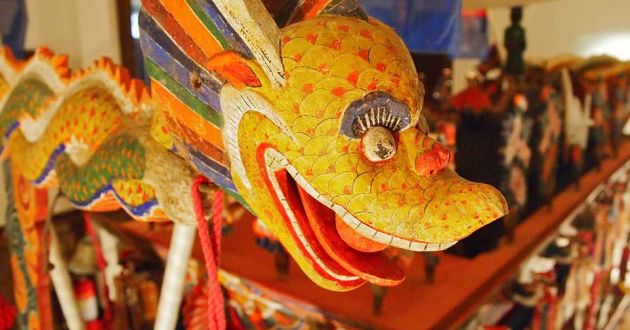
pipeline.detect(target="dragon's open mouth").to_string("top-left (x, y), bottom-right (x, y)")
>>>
top-left (260, 146), bottom-right (457, 287)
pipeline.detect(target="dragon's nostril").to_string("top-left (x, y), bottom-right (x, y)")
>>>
top-left (434, 143), bottom-right (452, 166)
top-left (415, 143), bottom-right (452, 177)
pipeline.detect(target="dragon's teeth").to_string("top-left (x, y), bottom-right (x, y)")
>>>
top-left (410, 241), bottom-right (427, 251)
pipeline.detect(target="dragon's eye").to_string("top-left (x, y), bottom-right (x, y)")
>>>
top-left (361, 126), bottom-right (396, 162)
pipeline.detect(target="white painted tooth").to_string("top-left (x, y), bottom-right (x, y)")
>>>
top-left (372, 231), bottom-right (391, 245)
top-left (342, 213), bottom-right (360, 227)
top-left (356, 223), bottom-right (377, 240)
top-left (391, 237), bottom-right (408, 249)
top-left (293, 172), bottom-right (306, 184)
top-left (423, 241), bottom-right (457, 251)
top-left (287, 167), bottom-right (298, 177)
top-left (332, 204), bottom-right (347, 217)
top-left (409, 242), bottom-right (427, 252)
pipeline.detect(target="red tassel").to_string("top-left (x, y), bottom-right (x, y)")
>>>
top-left (191, 176), bottom-right (225, 330)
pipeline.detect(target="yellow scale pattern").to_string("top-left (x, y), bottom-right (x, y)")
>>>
top-left (112, 179), bottom-right (157, 208)
top-left (10, 87), bottom-right (123, 182)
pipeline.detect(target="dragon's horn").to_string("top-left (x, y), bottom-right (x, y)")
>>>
top-left (210, 0), bottom-right (285, 88)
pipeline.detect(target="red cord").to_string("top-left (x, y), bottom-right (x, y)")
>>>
top-left (191, 176), bottom-right (226, 330)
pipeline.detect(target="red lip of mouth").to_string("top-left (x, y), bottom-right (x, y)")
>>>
top-left (259, 145), bottom-right (405, 288)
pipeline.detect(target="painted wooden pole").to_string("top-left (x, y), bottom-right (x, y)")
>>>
top-left (48, 223), bottom-right (85, 330)
top-left (154, 223), bottom-right (197, 330)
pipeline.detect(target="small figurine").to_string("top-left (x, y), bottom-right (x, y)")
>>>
top-left (539, 83), bottom-right (562, 201)
top-left (501, 275), bottom-right (539, 329)
top-left (504, 7), bottom-right (527, 76)
top-left (252, 219), bottom-right (290, 279)
top-left (74, 278), bottom-right (101, 329)
top-left (608, 69), bottom-right (629, 155)
top-left (501, 94), bottom-right (532, 222)
top-left (563, 242), bottom-right (597, 330)
top-left (423, 252), bottom-right (440, 284)
top-left (562, 68), bottom-right (592, 186)
top-left (370, 249), bottom-right (414, 315)
top-left (274, 250), bottom-right (290, 279)
top-left (138, 279), bottom-right (159, 326)
top-left (527, 74), bottom-right (562, 209)
top-left (530, 257), bottom-right (560, 330)
top-left (370, 284), bottom-right (388, 316)
top-left (591, 76), bottom-right (613, 163)
top-left (545, 225), bottom-right (578, 294)
top-left (432, 68), bottom-right (453, 104)
top-left (69, 236), bottom-right (98, 277)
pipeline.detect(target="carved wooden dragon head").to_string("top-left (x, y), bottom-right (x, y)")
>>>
top-left (141, 0), bottom-right (508, 290)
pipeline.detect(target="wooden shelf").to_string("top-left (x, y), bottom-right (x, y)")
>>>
top-left (111, 142), bottom-right (630, 330)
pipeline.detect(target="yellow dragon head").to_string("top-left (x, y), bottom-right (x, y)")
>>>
top-left (218, 15), bottom-right (508, 290)
top-left (139, 0), bottom-right (508, 291)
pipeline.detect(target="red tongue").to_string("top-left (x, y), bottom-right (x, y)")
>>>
top-left (296, 186), bottom-right (405, 286)
top-left (335, 216), bottom-right (387, 253)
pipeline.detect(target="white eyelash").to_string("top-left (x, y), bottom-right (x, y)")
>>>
top-left (356, 107), bottom-right (402, 136)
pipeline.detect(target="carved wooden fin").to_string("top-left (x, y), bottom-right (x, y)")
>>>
top-left (265, 0), bottom-right (368, 27)
top-left (210, 0), bottom-right (285, 88)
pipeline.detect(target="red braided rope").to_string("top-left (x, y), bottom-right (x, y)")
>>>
top-left (191, 176), bottom-right (226, 330)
